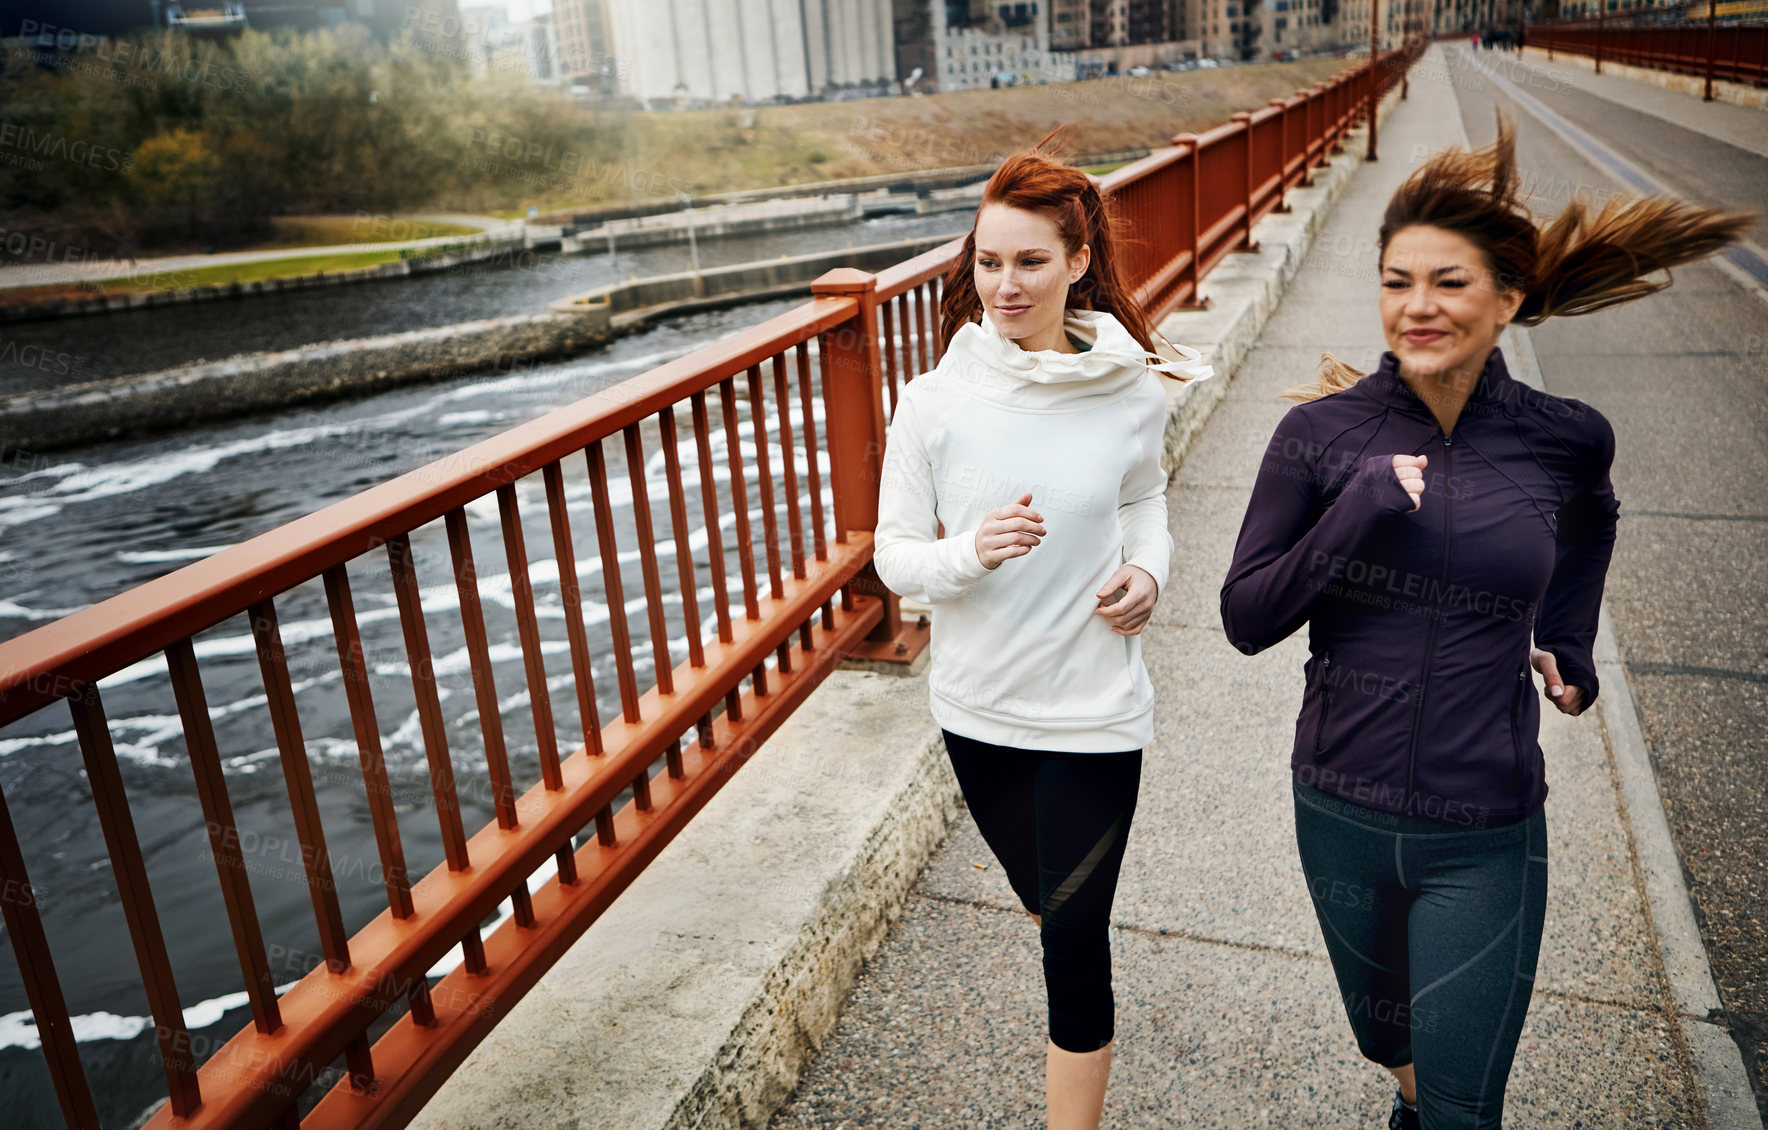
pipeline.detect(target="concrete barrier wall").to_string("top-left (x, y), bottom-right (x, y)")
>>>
top-left (550, 233), bottom-right (960, 319)
top-left (567, 198), bottom-right (864, 250)
top-left (0, 313), bottom-right (608, 451)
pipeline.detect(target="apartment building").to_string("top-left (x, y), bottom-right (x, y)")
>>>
top-left (554, 0), bottom-right (622, 89)
top-left (1185, 0), bottom-right (1380, 59)
top-left (928, 0), bottom-right (1072, 88)
top-left (485, 13), bottom-right (563, 82)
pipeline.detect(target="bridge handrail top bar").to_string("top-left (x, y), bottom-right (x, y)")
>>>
top-left (874, 234), bottom-right (965, 300)
top-left (0, 292), bottom-right (859, 727)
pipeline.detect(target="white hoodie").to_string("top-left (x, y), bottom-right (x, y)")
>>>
top-left (872, 306), bottom-right (1214, 751)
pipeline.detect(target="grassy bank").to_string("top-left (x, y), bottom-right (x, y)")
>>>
top-left (0, 19), bottom-right (1356, 261)
top-left (253, 215), bottom-right (483, 248)
top-left (496, 57), bottom-right (1355, 215)
top-left (0, 244), bottom-right (491, 306)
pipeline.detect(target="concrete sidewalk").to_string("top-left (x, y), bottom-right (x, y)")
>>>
top-left (769, 47), bottom-right (1718, 1129)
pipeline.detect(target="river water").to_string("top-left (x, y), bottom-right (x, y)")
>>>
top-left (0, 209), bottom-right (969, 1127)
top-left (0, 210), bottom-right (967, 394)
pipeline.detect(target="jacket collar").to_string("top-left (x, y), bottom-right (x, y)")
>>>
top-left (1365, 345), bottom-right (1516, 419)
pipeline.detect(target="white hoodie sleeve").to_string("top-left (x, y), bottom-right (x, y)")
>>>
top-left (873, 384), bottom-right (995, 604)
top-left (1116, 387), bottom-right (1174, 598)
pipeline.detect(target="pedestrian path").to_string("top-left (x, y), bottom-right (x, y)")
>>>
top-left (768, 49), bottom-right (1705, 1128)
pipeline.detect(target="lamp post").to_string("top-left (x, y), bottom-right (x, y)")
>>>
top-left (1369, 0), bottom-right (1381, 160)
top-left (1704, 0), bottom-right (1717, 100)
top-left (675, 190), bottom-right (701, 279)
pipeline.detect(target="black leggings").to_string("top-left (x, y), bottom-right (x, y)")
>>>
top-left (1292, 777), bottom-right (1548, 1130)
top-left (941, 728), bottom-right (1142, 1053)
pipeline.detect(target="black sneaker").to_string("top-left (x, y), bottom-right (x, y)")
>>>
top-left (1388, 1088), bottom-right (1420, 1130)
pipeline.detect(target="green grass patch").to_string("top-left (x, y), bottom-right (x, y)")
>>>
top-left (257, 215), bottom-right (484, 248)
top-left (0, 244), bottom-right (484, 306)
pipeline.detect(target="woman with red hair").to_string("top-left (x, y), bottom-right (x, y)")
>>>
top-left (873, 125), bottom-right (1211, 1128)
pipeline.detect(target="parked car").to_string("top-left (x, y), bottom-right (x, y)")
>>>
top-left (1128, 65), bottom-right (1151, 76)
top-left (1197, 57), bottom-right (1218, 68)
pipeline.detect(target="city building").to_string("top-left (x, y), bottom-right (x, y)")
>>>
top-left (554, 0), bottom-right (622, 91)
top-left (483, 11), bottom-right (563, 82)
top-left (1184, 0), bottom-right (1378, 60)
top-left (930, 0), bottom-right (1070, 90)
top-left (603, 0), bottom-right (896, 106)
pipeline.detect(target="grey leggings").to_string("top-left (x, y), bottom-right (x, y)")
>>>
top-left (1292, 777), bottom-right (1548, 1129)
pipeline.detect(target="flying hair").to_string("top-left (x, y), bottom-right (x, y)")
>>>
top-left (1282, 108), bottom-right (1755, 402)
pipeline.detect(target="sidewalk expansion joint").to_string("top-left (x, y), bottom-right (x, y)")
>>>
top-left (916, 892), bottom-right (1677, 1018)
top-left (915, 889), bottom-right (1327, 964)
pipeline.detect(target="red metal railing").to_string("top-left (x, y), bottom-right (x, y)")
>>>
top-left (1533, 15), bottom-right (1768, 87)
top-left (0, 39), bottom-right (1421, 1130)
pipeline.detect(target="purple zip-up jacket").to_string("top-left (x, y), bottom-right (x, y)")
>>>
top-left (1220, 347), bottom-right (1619, 823)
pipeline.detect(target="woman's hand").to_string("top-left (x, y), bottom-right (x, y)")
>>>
top-left (1095, 565), bottom-right (1158, 635)
top-left (974, 491), bottom-right (1046, 569)
top-left (1530, 647), bottom-right (1589, 716)
top-left (1392, 454), bottom-right (1428, 511)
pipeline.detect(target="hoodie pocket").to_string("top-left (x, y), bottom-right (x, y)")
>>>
top-left (1313, 650), bottom-right (1333, 752)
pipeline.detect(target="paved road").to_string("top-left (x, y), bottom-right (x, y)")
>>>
top-left (1440, 44), bottom-right (1768, 1122)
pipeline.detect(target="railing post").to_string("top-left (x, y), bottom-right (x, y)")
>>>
top-left (1312, 84), bottom-right (1336, 162)
top-left (1596, 8), bottom-right (1605, 74)
top-left (810, 267), bottom-right (930, 667)
top-left (1366, 26), bottom-right (1381, 162)
top-left (1170, 132), bottom-right (1211, 310)
top-left (1270, 99), bottom-right (1292, 212)
top-left (1231, 112), bottom-right (1260, 252)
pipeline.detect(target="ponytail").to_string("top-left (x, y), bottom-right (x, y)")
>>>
top-left (1283, 108), bottom-right (1754, 402)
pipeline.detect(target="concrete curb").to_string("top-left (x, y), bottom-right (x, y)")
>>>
top-left (1505, 324), bottom-right (1760, 1130)
top-left (410, 82), bottom-right (1412, 1130)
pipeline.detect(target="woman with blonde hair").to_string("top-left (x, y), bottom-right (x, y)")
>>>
top-left (1221, 111), bottom-right (1752, 1129)
top-left (871, 124), bottom-right (1212, 1128)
